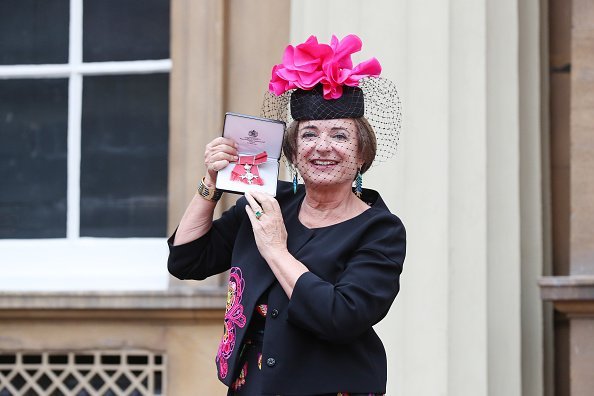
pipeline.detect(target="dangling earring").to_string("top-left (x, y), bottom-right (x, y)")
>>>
top-left (292, 166), bottom-right (298, 194)
top-left (355, 168), bottom-right (363, 197)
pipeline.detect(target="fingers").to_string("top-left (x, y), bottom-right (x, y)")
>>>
top-left (244, 192), bottom-right (288, 259)
top-left (244, 205), bottom-right (260, 228)
top-left (244, 192), bottom-right (264, 215)
top-left (205, 137), bottom-right (238, 158)
top-left (204, 137), bottom-right (239, 173)
top-left (205, 145), bottom-right (238, 163)
top-left (206, 137), bottom-right (238, 150)
top-left (208, 160), bottom-right (230, 173)
top-left (244, 192), bottom-right (281, 226)
top-left (208, 152), bottom-right (236, 169)
top-left (248, 191), bottom-right (280, 215)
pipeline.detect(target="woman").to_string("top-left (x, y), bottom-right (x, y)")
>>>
top-left (168, 34), bottom-right (405, 395)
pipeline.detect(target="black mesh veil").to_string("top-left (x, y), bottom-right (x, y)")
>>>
top-left (261, 77), bottom-right (402, 168)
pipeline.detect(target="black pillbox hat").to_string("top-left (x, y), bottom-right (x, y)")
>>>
top-left (290, 84), bottom-right (365, 121)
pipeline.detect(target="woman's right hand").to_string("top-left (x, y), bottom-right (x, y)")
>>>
top-left (204, 137), bottom-right (239, 186)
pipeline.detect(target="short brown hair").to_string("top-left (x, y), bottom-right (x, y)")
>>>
top-left (282, 117), bottom-right (377, 174)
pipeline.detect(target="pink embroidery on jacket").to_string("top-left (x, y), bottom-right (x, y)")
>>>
top-left (216, 267), bottom-right (247, 379)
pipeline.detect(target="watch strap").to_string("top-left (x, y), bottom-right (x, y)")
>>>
top-left (197, 177), bottom-right (223, 202)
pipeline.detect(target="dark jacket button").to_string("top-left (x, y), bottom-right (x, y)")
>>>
top-left (266, 357), bottom-right (276, 367)
top-left (270, 309), bottom-right (279, 318)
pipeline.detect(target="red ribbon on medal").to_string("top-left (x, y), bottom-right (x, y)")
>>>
top-left (230, 152), bottom-right (268, 185)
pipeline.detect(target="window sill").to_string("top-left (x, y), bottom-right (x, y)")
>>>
top-left (0, 288), bottom-right (227, 320)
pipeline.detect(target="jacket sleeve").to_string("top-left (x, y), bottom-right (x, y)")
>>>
top-left (167, 197), bottom-right (247, 280)
top-left (286, 214), bottom-right (406, 343)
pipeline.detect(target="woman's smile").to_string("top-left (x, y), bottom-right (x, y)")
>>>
top-left (310, 159), bottom-right (339, 167)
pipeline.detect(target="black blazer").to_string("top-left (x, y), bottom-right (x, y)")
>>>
top-left (168, 181), bottom-right (406, 395)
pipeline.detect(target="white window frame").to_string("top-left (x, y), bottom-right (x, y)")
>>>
top-left (0, 0), bottom-right (172, 291)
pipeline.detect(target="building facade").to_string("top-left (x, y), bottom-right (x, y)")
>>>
top-left (1, 0), bottom-right (593, 395)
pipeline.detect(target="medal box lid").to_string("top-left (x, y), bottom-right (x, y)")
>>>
top-left (222, 112), bottom-right (285, 159)
top-left (215, 113), bottom-right (286, 196)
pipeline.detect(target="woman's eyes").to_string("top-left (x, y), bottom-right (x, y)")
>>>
top-left (299, 131), bottom-right (349, 141)
top-left (301, 131), bottom-right (317, 139)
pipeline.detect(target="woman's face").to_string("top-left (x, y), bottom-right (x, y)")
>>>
top-left (294, 118), bottom-right (362, 189)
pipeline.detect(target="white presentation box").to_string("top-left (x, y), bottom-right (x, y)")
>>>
top-left (216, 112), bottom-right (286, 197)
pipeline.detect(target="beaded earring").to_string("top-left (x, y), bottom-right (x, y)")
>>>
top-left (293, 168), bottom-right (298, 194)
top-left (355, 168), bottom-right (363, 197)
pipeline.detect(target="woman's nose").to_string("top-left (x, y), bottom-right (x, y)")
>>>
top-left (315, 136), bottom-right (332, 152)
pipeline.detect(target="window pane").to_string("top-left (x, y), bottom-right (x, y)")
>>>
top-left (83, 0), bottom-right (170, 62)
top-left (80, 74), bottom-right (169, 237)
top-left (0, 79), bottom-right (68, 238)
top-left (0, 0), bottom-right (69, 65)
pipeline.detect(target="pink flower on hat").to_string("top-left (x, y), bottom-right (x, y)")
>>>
top-left (269, 34), bottom-right (381, 100)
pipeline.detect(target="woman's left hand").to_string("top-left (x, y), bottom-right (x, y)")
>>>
top-left (244, 191), bottom-right (309, 299)
top-left (244, 191), bottom-right (289, 261)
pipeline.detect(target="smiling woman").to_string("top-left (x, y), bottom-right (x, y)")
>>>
top-left (167, 34), bottom-right (405, 395)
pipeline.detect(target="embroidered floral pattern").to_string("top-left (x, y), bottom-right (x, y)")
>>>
top-left (216, 267), bottom-right (247, 379)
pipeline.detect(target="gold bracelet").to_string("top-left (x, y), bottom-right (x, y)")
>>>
top-left (197, 177), bottom-right (223, 202)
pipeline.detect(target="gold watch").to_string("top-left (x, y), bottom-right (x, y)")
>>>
top-left (197, 177), bottom-right (223, 202)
